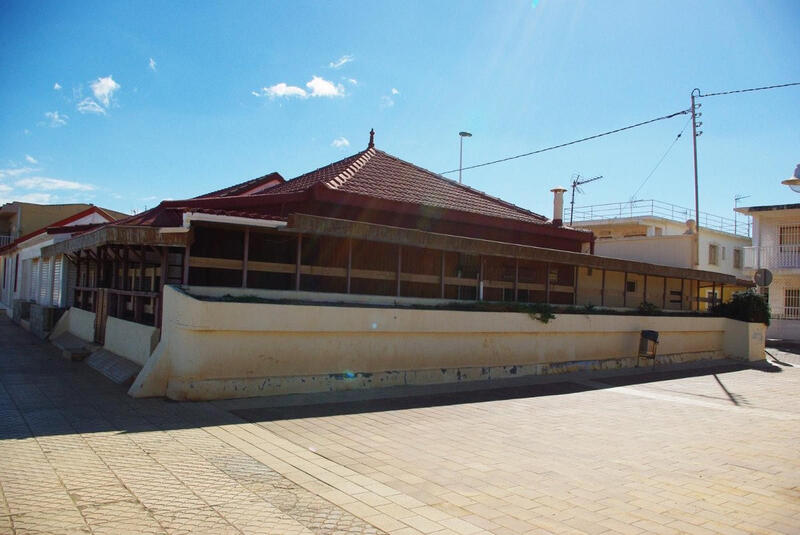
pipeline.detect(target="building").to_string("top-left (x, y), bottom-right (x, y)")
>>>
top-left (570, 199), bottom-right (752, 307)
top-left (735, 171), bottom-right (800, 340)
top-left (39, 135), bottom-right (750, 400)
top-left (0, 205), bottom-right (126, 335)
top-left (0, 201), bottom-right (118, 247)
top-left (43, 139), bottom-right (738, 337)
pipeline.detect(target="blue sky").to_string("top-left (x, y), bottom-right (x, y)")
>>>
top-left (1, 0), bottom-right (798, 225)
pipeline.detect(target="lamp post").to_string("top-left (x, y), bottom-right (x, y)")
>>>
top-left (782, 164), bottom-right (800, 193)
top-left (458, 131), bottom-right (472, 184)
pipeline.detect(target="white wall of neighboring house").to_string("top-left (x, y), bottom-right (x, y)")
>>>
top-left (577, 216), bottom-right (751, 279)
top-left (0, 210), bottom-right (113, 310)
top-left (739, 206), bottom-right (800, 340)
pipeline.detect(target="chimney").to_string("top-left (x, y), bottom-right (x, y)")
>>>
top-left (550, 186), bottom-right (567, 226)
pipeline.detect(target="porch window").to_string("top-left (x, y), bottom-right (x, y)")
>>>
top-left (708, 244), bottom-right (719, 266)
top-left (733, 248), bottom-right (743, 269)
top-left (786, 288), bottom-right (800, 319)
top-left (780, 225), bottom-right (800, 252)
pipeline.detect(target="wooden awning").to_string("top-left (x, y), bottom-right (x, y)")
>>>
top-left (41, 226), bottom-right (189, 258)
top-left (283, 213), bottom-right (740, 284)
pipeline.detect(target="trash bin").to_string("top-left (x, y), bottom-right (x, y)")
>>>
top-left (637, 330), bottom-right (659, 370)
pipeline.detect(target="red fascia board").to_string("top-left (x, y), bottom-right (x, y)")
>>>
top-left (309, 184), bottom-right (592, 242)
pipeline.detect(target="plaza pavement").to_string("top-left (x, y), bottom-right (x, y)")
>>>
top-left (1, 313), bottom-right (799, 534)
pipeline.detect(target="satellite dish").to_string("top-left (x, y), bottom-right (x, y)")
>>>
top-left (754, 268), bottom-right (773, 287)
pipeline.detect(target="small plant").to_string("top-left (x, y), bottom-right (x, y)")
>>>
top-left (637, 301), bottom-right (660, 315)
top-left (527, 302), bottom-right (555, 324)
top-left (710, 291), bottom-right (770, 325)
top-left (583, 303), bottom-right (597, 313)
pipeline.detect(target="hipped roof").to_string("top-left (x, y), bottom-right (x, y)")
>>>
top-left (110, 146), bottom-right (582, 239)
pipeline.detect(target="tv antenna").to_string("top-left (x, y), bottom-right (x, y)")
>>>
top-left (734, 194), bottom-right (750, 207)
top-left (734, 193), bottom-right (751, 235)
top-left (569, 173), bottom-right (603, 225)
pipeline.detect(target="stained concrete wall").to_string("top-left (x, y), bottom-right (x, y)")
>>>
top-left (129, 286), bottom-right (765, 400)
top-left (103, 316), bottom-right (160, 366)
top-left (50, 306), bottom-right (95, 342)
top-left (768, 319), bottom-right (800, 341)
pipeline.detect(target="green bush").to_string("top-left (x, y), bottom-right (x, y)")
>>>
top-left (637, 301), bottom-right (661, 315)
top-left (526, 302), bottom-right (556, 324)
top-left (710, 291), bottom-right (770, 326)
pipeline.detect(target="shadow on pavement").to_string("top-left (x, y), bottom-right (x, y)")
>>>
top-left (0, 315), bottom-right (788, 439)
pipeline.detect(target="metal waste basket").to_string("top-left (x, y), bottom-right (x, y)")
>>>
top-left (637, 330), bottom-right (659, 370)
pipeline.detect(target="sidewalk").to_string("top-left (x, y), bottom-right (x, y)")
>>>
top-left (1, 314), bottom-right (800, 534)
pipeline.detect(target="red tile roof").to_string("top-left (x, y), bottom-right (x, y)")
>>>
top-left (194, 172), bottom-right (284, 199)
top-left (269, 148), bottom-right (550, 225)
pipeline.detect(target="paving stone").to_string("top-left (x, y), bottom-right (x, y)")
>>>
top-left (0, 315), bottom-right (386, 534)
top-left (3, 314), bottom-right (800, 534)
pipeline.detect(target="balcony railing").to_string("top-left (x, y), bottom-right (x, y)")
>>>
top-left (567, 199), bottom-right (751, 237)
top-left (743, 245), bottom-right (800, 270)
top-left (0, 235), bottom-right (11, 248)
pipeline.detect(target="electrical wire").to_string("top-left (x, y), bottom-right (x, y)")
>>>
top-left (630, 115), bottom-right (693, 200)
top-left (440, 108), bottom-right (691, 175)
top-left (699, 81), bottom-right (800, 98)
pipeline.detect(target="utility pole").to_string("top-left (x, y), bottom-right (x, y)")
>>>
top-left (691, 88), bottom-right (703, 266)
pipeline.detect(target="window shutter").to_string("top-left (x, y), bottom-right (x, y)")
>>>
top-left (52, 257), bottom-right (63, 306)
top-left (31, 260), bottom-right (40, 301)
top-left (40, 258), bottom-right (51, 304)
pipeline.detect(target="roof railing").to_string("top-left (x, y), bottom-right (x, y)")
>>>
top-left (567, 199), bottom-right (751, 237)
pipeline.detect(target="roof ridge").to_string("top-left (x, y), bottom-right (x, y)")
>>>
top-left (372, 149), bottom-right (548, 221)
top-left (195, 172), bottom-right (283, 199)
top-left (323, 148), bottom-right (376, 190)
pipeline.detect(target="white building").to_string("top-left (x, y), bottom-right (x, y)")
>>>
top-left (735, 187), bottom-right (800, 341)
top-left (0, 206), bottom-right (121, 313)
top-left (570, 199), bottom-right (752, 307)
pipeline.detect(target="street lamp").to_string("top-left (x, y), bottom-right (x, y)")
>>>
top-left (781, 164), bottom-right (800, 193)
top-left (458, 131), bottom-right (472, 184)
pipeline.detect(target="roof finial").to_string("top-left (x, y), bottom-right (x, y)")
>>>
top-left (368, 128), bottom-right (375, 149)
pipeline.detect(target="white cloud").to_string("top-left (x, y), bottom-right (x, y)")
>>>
top-left (53, 82), bottom-right (62, 90)
top-left (148, 58), bottom-right (157, 71)
top-left (380, 95), bottom-right (395, 108)
top-left (306, 76), bottom-right (344, 98)
top-left (0, 167), bottom-right (35, 179)
top-left (90, 75), bottom-right (120, 107)
top-left (0, 184), bottom-right (12, 193)
top-left (43, 111), bottom-right (68, 127)
top-left (255, 82), bottom-right (308, 99)
top-left (254, 76), bottom-right (345, 100)
top-left (24, 155), bottom-right (37, 164)
top-left (391, 88), bottom-right (399, 95)
top-left (331, 137), bottom-right (350, 148)
top-left (329, 55), bottom-right (354, 69)
top-left (347, 78), bottom-right (358, 85)
top-left (77, 98), bottom-right (106, 115)
top-left (15, 176), bottom-right (95, 191)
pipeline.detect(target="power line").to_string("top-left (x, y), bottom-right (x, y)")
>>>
top-left (440, 109), bottom-right (691, 175)
top-left (630, 115), bottom-right (692, 200)
top-left (699, 81), bottom-right (800, 98)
